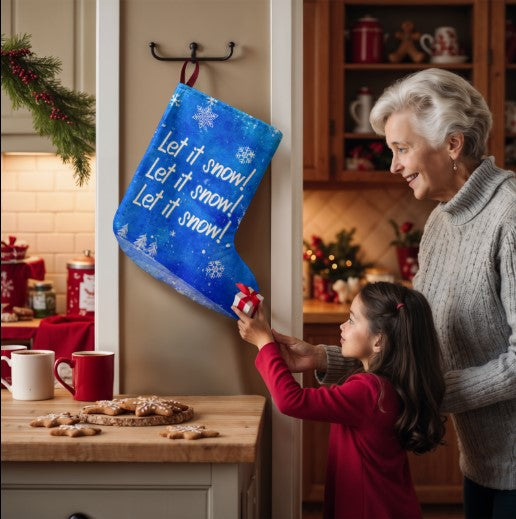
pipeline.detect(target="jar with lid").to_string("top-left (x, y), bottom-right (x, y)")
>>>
top-left (351, 16), bottom-right (385, 63)
top-left (31, 281), bottom-right (56, 318)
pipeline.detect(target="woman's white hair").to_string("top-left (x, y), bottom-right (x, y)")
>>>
top-left (369, 68), bottom-right (492, 161)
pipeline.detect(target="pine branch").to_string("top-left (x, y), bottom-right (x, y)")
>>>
top-left (1, 33), bottom-right (95, 186)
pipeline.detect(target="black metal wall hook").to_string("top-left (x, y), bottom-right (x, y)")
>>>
top-left (149, 41), bottom-right (235, 62)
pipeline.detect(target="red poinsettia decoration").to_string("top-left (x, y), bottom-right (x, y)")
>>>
top-left (389, 220), bottom-right (422, 247)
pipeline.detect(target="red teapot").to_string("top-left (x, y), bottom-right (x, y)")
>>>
top-left (351, 16), bottom-right (385, 64)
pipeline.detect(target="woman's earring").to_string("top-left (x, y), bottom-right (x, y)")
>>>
top-left (452, 161), bottom-right (458, 172)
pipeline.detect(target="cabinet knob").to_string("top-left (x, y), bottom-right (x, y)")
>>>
top-left (68, 514), bottom-right (90, 519)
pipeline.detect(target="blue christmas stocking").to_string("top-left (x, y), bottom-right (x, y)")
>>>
top-left (113, 82), bottom-right (282, 318)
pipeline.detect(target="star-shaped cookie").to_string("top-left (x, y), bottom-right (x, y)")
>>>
top-left (81, 400), bottom-right (125, 416)
top-left (30, 412), bottom-right (81, 428)
top-left (50, 424), bottom-right (102, 437)
top-left (160, 424), bottom-right (219, 440)
top-left (120, 396), bottom-right (184, 417)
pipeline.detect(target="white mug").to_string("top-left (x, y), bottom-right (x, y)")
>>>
top-left (420, 26), bottom-right (459, 57)
top-left (1, 349), bottom-right (55, 400)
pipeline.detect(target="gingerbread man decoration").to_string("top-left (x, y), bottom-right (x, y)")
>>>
top-left (388, 21), bottom-right (425, 63)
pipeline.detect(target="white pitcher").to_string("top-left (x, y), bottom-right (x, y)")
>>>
top-left (349, 87), bottom-right (374, 133)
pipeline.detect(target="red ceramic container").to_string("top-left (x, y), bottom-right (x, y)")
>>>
top-left (66, 251), bottom-right (95, 317)
top-left (351, 16), bottom-right (385, 64)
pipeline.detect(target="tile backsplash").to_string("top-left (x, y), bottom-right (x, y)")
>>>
top-left (1, 153), bottom-right (96, 313)
top-left (303, 188), bottom-right (437, 277)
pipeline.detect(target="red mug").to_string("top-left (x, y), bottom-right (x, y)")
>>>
top-left (54, 351), bottom-right (114, 401)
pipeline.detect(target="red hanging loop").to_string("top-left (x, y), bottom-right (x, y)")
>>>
top-left (180, 59), bottom-right (199, 86)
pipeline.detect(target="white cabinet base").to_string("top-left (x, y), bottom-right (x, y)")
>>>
top-left (2, 462), bottom-right (256, 519)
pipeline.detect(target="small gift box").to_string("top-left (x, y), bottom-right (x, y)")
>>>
top-left (1, 236), bottom-right (29, 261)
top-left (233, 283), bottom-right (263, 318)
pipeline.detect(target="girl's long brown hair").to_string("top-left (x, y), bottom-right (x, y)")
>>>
top-left (360, 282), bottom-right (446, 454)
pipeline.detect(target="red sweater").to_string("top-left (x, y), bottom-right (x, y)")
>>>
top-left (255, 343), bottom-right (422, 519)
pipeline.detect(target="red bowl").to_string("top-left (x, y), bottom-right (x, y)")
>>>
top-left (13, 245), bottom-right (28, 260)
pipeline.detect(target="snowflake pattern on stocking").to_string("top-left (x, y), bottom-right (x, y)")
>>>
top-left (193, 105), bottom-right (218, 130)
top-left (205, 260), bottom-right (225, 279)
top-left (169, 93), bottom-right (181, 108)
top-left (236, 146), bottom-right (255, 164)
top-left (1, 271), bottom-right (14, 298)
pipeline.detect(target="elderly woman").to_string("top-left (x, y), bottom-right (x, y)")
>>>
top-left (276, 69), bottom-right (516, 518)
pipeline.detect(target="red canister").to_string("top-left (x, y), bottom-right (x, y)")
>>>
top-left (1, 261), bottom-right (30, 311)
top-left (351, 16), bottom-right (385, 63)
top-left (66, 250), bottom-right (95, 317)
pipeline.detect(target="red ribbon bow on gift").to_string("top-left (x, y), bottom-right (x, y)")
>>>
top-left (235, 283), bottom-right (263, 317)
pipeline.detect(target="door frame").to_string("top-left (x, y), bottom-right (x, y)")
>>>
top-left (270, 1), bottom-right (303, 518)
top-left (95, 0), bottom-right (120, 391)
top-left (96, 1), bottom-right (303, 517)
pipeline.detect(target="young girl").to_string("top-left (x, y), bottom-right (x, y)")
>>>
top-left (233, 282), bottom-right (445, 519)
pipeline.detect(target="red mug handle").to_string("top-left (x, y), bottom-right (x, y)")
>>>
top-left (54, 357), bottom-right (75, 396)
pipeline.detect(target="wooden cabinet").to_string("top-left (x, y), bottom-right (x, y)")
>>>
top-left (2, 462), bottom-right (255, 519)
top-left (0, 0), bottom-right (96, 152)
top-left (303, 0), bottom-right (331, 181)
top-left (303, 319), bottom-right (462, 504)
top-left (491, 1), bottom-right (516, 169)
top-left (302, 322), bottom-right (340, 502)
top-left (304, 0), bottom-right (515, 187)
top-left (2, 462), bottom-right (258, 519)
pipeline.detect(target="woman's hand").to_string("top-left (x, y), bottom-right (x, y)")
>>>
top-left (272, 330), bottom-right (328, 373)
top-left (233, 305), bottom-right (274, 350)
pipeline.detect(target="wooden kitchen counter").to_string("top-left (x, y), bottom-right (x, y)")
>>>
top-left (1, 388), bottom-right (265, 464)
top-left (303, 299), bottom-right (350, 324)
top-left (1, 317), bottom-right (43, 329)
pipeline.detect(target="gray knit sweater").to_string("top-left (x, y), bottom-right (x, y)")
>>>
top-left (319, 158), bottom-right (516, 490)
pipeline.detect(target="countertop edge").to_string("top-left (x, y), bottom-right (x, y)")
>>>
top-left (1, 392), bottom-right (267, 464)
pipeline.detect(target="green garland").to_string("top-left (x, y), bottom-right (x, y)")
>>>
top-left (1, 34), bottom-right (95, 185)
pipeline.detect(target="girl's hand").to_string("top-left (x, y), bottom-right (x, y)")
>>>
top-left (272, 330), bottom-right (328, 373)
top-left (233, 305), bottom-right (274, 350)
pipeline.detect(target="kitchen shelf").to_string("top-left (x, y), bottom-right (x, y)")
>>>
top-left (343, 0), bottom-right (475, 4)
top-left (343, 132), bottom-right (382, 139)
top-left (343, 63), bottom-right (472, 70)
top-left (333, 170), bottom-right (401, 183)
top-left (304, 171), bottom-right (405, 190)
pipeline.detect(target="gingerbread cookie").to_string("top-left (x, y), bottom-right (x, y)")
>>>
top-left (30, 412), bottom-right (81, 428)
top-left (160, 424), bottom-right (220, 440)
top-left (13, 306), bottom-right (34, 320)
top-left (50, 424), bottom-right (101, 437)
top-left (1, 312), bottom-right (18, 323)
top-left (119, 396), bottom-right (187, 417)
top-left (388, 21), bottom-right (425, 63)
top-left (81, 400), bottom-right (125, 416)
